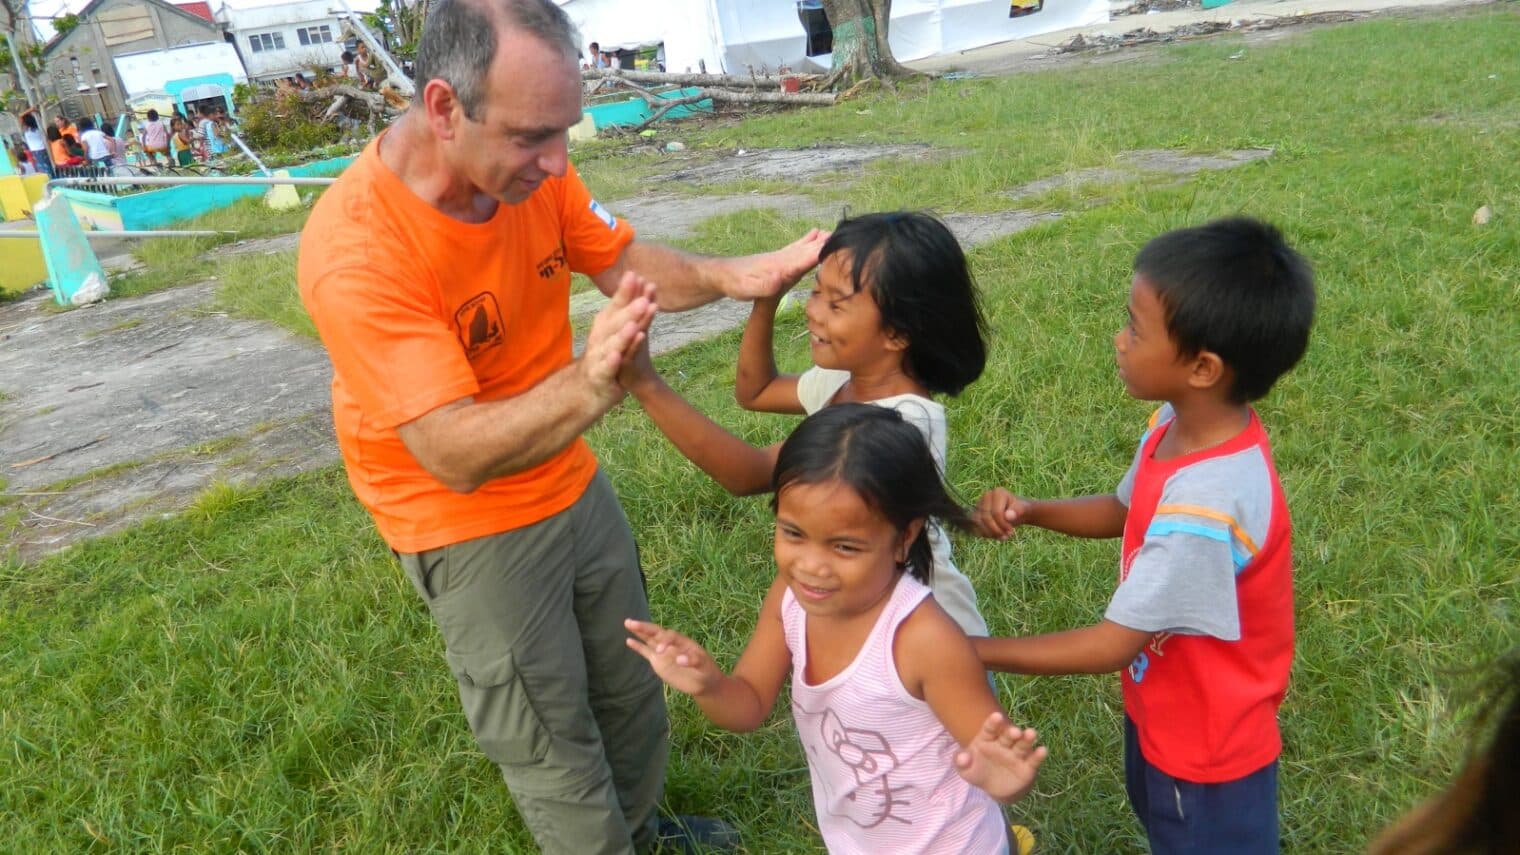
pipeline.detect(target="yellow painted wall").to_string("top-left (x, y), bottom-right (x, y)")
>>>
top-left (0, 175), bottom-right (32, 221)
top-left (23, 174), bottom-right (47, 206)
top-left (0, 238), bottom-right (48, 295)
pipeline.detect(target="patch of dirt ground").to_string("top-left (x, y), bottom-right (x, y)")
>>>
top-left (651, 144), bottom-right (940, 186)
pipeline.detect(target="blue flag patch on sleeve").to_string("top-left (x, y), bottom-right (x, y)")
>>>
top-left (589, 200), bottom-right (617, 229)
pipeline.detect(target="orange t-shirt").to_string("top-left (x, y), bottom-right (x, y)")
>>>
top-left (297, 136), bottom-right (635, 553)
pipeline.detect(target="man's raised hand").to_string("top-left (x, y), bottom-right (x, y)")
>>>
top-left (582, 271), bottom-right (657, 402)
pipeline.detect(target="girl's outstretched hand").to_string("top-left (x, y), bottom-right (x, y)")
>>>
top-left (625, 619), bottom-right (723, 697)
top-left (953, 712), bottom-right (1048, 805)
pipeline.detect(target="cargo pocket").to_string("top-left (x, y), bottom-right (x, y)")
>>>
top-left (446, 648), bottom-right (550, 767)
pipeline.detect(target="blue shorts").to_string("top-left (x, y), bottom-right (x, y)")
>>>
top-left (1124, 717), bottom-right (1279, 854)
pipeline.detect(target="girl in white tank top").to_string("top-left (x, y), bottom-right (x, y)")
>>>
top-left (626, 405), bottom-right (1046, 854)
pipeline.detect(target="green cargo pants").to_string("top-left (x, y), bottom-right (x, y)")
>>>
top-left (397, 470), bottom-right (668, 854)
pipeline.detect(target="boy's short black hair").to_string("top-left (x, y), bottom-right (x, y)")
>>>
top-left (1135, 216), bottom-right (1315, 403)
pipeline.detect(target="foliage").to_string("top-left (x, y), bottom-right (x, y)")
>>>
top-left (361, 0), bottom-right (426, 59)
top-left (235, 88), bottom-right (343, 153)
top-left (51, 12), bottom-right (79, 36)
top-left (0, 34), bottom-right (46, 79)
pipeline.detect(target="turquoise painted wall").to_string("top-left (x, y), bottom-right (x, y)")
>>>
top-left (587, 87), bottom-right (714, 130)
top-left (57, 156), bottom-right (356, 230)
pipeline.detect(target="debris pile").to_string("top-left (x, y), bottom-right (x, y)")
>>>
top-left (1058, 11), bottom-right (1366, 53)
top-left (582, 69), bottom-right (836, 133)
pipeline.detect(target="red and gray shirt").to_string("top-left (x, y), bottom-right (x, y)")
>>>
top-left (1108, 404), bottom-right (1294, 783)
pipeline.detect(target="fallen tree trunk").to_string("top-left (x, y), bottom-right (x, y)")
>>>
top-left (606, 79), bottom-right (835, 133)
top-left (290, 84), bottom-right (397, 115)
top-left (582, 68), bottom-right (819, 90)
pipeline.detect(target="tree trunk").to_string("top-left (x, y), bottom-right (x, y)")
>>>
top-left (819, 0), bottom-right (917, 88)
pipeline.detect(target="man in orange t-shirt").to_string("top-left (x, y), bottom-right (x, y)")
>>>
top-left (297, 1), bottom-right (824, 852)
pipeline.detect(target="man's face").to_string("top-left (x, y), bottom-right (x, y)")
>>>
top-left (450, 31), bottom-right (582, 205)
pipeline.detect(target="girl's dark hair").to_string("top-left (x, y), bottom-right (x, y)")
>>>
top-left (818, 212), bottom-right (987, 396)
top-left (771, 403), bottom-right (971, 584)
top-left (22, 113), bottom-right (37, 130)
top-left (1369, 649), bottom-right (1520, 854)
top-left (45, 126), bottom-right (60, 142)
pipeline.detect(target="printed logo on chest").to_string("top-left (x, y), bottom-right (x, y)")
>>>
top-left (455, 292), bottom-right (504, 358)
top-left (536, 243), bottom-right (568, 280)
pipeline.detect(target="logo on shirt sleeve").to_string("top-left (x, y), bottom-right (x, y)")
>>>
top-left (589, 199), bottom-right (617, 230)
top-left (455, 292), bottom-right (504, 357)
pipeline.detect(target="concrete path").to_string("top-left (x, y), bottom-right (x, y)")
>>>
top-left (910, 0), bottom-right (1489, 75)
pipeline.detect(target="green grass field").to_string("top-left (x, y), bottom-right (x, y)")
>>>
top-left (3, 8), bottom-right (1518, 851)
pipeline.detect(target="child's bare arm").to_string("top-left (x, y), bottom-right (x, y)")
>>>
top-left (734, 296), bottom-right (805, 414)
top-left (974, 620), bottom-right (1153, 675)
top-left (619, 337), bottom-right (779, 496)
top-left (974, 490), bottom-right (1127, 540)
top-left (625, 576), bottom-right (791, 732)
top-left (897, 602), bottom-right (1047, 804)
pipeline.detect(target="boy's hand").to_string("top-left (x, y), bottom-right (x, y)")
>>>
top-left (625, 619), bottom-right (723, 697)
top-left (954, 712), bottom-right (1047, 805)
top-left (973, 488), bottom-right (1033, 540)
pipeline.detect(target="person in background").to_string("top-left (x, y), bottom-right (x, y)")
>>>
top-left (140, 108), bottom-right (171, 166)
top-left (54, 114), bottom-right (78, 144)
top-left (340, 50), bottom-right (357, 78)
top-left (50, 128), bottom-right (85, 168)
top-left (355, 41), bottom-right (382, 90)
top-left (101, 123), bottom-right (127, 166)
top-left (22, 112), bottom-right (51, 177)
top-left (169, 117), bottom-right (195, 166)
top-left (199, 105), bottom-right (227, 158)
top-left (585, 40), bottom-right (603, 69)
top-left (78, 117), bottom-right (112, 168)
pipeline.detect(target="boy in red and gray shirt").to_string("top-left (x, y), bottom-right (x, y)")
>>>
top-left (973, 217), bottom-right (1315, 852)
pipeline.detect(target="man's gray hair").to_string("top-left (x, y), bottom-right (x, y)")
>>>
top-left (412, 0), bottom-right (580, 120)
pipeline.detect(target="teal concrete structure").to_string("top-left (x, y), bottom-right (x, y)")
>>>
top-left (586, 87), bottom-right (713, 130)
top-left (35, 194), bottom-right (108, 305)
top-left (166, 73), bottom-right (239, 116)
top-left (56, 155), bottom-right (355, 232)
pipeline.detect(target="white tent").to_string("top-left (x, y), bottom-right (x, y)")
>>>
top-left (558, 0), bottom-right (1107, 75)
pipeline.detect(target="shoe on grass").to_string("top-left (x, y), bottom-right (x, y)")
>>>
top-left (651, 814), bottom-right (741, 853)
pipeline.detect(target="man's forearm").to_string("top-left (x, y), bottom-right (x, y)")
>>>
top-left (617, 242), bottom-right (727, 312)
top-left (402, 361), bottom-right (616, 493)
